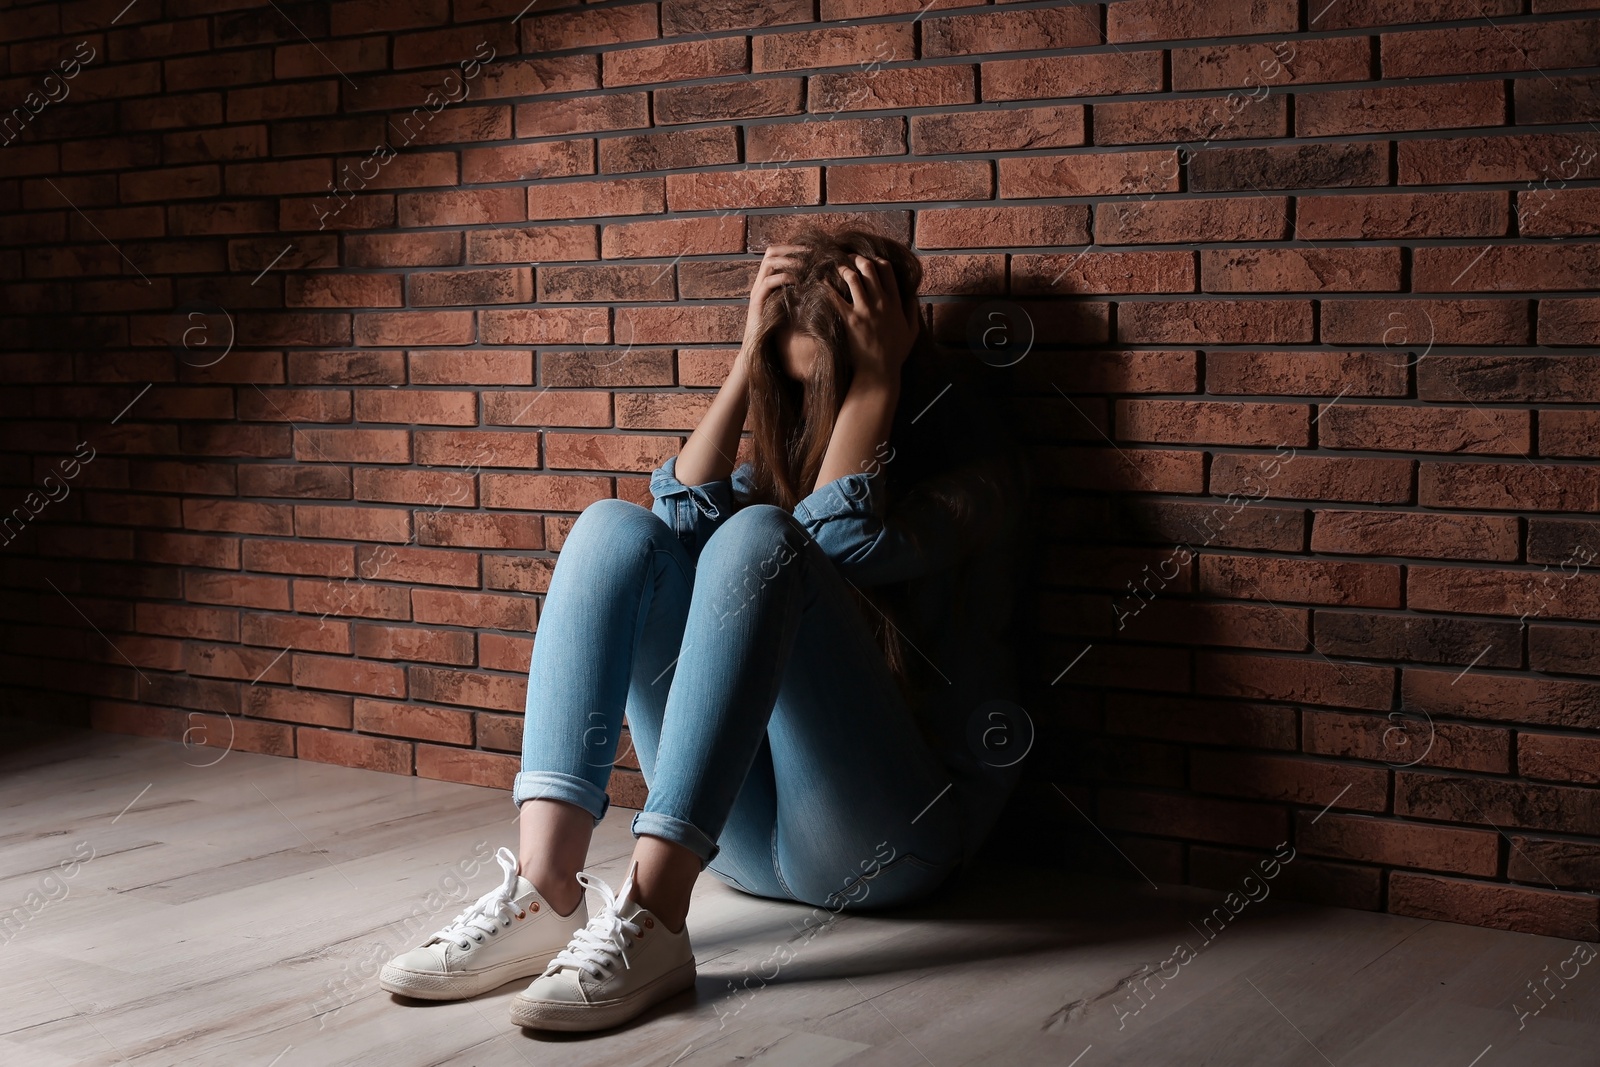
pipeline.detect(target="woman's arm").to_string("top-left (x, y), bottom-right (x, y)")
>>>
top-left (673, 244), bottom-right (806, 486)
top-left (815, 254), bottom-right (919, 489)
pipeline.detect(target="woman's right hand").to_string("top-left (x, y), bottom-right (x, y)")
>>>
top-left (739, 243), bottom-right (807, 356)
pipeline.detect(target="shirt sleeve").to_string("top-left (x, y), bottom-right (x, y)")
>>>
top-left (791, 450), bottom-right (1014, 587)
top-left (649, 454), bottom-right (754, 557)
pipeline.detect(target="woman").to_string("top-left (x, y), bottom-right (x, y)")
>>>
top-left (379, 226), bottom-right (1031, 1032)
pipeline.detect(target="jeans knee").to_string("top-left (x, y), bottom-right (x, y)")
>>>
top-left (567, 497), bottom-right (666, 554)
top-left (702, 504), bottom-right (805, 567)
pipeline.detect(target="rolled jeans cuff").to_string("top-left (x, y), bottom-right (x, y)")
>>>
top-left (512, 770), bottom-right (609, 824)
top-left (631, 809), bottom-right (720, 865)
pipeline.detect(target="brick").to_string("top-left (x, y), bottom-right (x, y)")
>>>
top-left (482, 389), bottom-right (612, 427)
top-left (183, 642), bottom-right (289, 685)
top-left (235, 463), bottom-right (352, 502)
top-left (1313, 610), bottom-right (1521, 668)
top-left (1200, 554), bottom-right (1402, 608)
top-left (1109, 497), bottom-right (1305, 551)
top-left (179, 570), bottom-right (282, 614)
top-left (1311, 511), bottom-right (1519, 561)
top-left (353, 624), bottom-right (475, 667)
top-left (246, 686), bottom-right (352, 728)
top-left (599, 127), bottom-right (740, 175)
top-left (1389, 871), bottom-right (1599, 940)
top-left (999, 150), bottom-right (1179, 198)
top-left (753, 23), bottom-right (914, 72)
top-left (1398, 132), bottom-right (1600, 184)
top-left (516, 93), bottom-right (650, 138)
top-left (1196, 650), bottom-right (1393, 710)
top-left (1302, 709), bottom-right (1511, 773)
top-left (1415, 245), bottom-right (1600, 293)
top-left (1190, 142), bottom-right (1389, 192)
top-left (297, 726), bottom-right (412, 776)
top-left (412, 590), bottom-right (535, 633)
top-left (237, 389), bottom-right (352, 424)
top-left (483, 555), bottom-right (556, 595)
top-left (602, 216), bottom-right (745, 259)
top-left (354, 312), bottom-right (475, 347)
top-left (481, 473), bottom-right (611, 511)
top-left (1202, 247), bottom-right (1401, 292)
top-left (1207, 351), bottom-right (1405, 396)
top-left (241, 613), bottom-right (350, 655)
top-left (1298, 81), bottom-right (1504, 136)
top-left (293, 504), bottom-right (412, 543)
top-left (923, 6), bottom-right (1102, 57)
top-left (982, 51), bottom-right (1163, 102)
top-left (416, 745), bottom-right (517, 789)
top-left (462, 141), bottom-right (592, 184)
top-left (1520, 732), bottom-right (1600, 785)
top-left (522, 4), bottom-right (658, 52)
top-left (354, 468), bottom-right (477, 508)
top-left (416, 431), bottom-right (540, 470)
top-left (1097, 94), bottom-right (1288, 145)
top-left (1401, 668), bottom-right (1600, 735)
top-left (479, 633), bottom-right (534, 674)
top-left (292, 652), bottom-right (406, 698)
top-left (1211, 453), bottom-right (1411, 504)
top-left (1420, 463), bottom-right (1600, 514)
top-left (409, 352), bottom-right (532, 387)
top-left (1106, 0), bottom-right (1298, 42)
top-left (1192, 751), bottom-right (1388, 811)
top-left (542, 348), bottom-right (674, 388)
top-left (243, 540), bottom-right (356, 578)
top-left (1295, 812), bottom-right (1498, 876)
top-left (910, 106), bottom-right (1085, 154)
top-left (1518, 74), bottom-right (1600, 125)
top-left (538, 264), bottom-right (676, 303)
top-left (1173, 37), bottom-right (1372, 90)
top-left (1094, 196), bottom-right (1290, 245)
top-left (1531, 624), bottom-right (1600, 677)
top-left (1318, 404), bottom-right (1529, 455)
top-left (665, 167), bottom-right (822, 211)
top-left (1117, 301), bottom-right (1314, 344)
top-left (1296, 191), bottom-right (1508, 239)
top-left (293, 577), bottom-right (411, 621)
top-left (1420, 355), bottom-right (1600, 405)
top-left (1543, 411), bottom-right (1600, 459)
top-left (811, 65), bottom-right (976, 113)
top-left (398, 188), bottom-right (524, 228)
top-left (468, 224), bottom-right (597, 264)
top-left (295, 428), bottom-right (412, 464)
top-left (1539, 298), bottom-right (1600, 346)
top-left (1014, 251), bottom-right (1195, 295)
top-left (1409, 562), bottom-right (1600, 623)
top-left (747, 116), bottom-right (905, 163)
top-left (603, 37), bottom-right (747, 88)
top-left (354, 698), bottom-right (473, 745)
top-left (416, 512), bottom-right (544, 550)
top-left (615, 393), bottom-right (716, 431)
top-left (288, 351), bottom-right (405, 385)
top-left (828, 161), bottom-right (992, 204)
top-left (921, 203), bottom-right (1094, 249)
top-left (358, 545), bottom-right (479, 587)
top-left (479, 307), bottom-right (609, 346)
top-left (1314, 0), bottom-right (1519, 29)
top-left (529, 178), bottom-right (665, 221)
top-left (1321, 300), bottom-right (1532, 345)
top-left (1527, 518), bottom-right (1600, 566)
top-left (545, 433), bottom-right (679, 473)
top-left (1520, 188), bottom-right (1600, 238)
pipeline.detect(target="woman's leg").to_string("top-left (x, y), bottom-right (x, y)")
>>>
top-left (513, 497), bottom-right (695, 914)
top-left (627, 503), bottom-right (964, 926)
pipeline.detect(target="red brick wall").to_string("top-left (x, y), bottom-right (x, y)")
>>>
top-left (2, 0), bottom-right (1598, 938)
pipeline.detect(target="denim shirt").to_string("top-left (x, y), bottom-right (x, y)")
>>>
top-left (647, 449), bottom-right (1030, 868)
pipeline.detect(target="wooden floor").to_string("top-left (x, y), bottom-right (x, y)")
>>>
top-left (3, 730), bottom-right (1597, 1067)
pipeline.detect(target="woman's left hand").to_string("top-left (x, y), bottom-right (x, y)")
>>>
top-left (824, 254), bottom-right (920, 385)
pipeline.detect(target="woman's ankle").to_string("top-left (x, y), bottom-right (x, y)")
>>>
top-left (519, 861), bottom-right (583, 917)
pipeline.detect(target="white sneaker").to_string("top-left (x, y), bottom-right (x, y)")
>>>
top-left (510, 861), bottom-right (696, 1031)
top-left (379, 846), bottom-right (588, 1001)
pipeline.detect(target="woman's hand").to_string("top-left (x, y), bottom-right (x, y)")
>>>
top-left (739, 243), bottom-right (807, 360)
top-left (824, 254), bottom-right (920, 385)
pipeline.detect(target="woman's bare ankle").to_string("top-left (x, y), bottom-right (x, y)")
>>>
top-left (519, 861), bottom-right (583, 917)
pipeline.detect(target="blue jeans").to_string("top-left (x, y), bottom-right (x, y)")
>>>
top-left (513, 497), bottom-right (965, 911)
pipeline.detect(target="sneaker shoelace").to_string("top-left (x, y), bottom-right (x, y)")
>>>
top-left (547, 865), bottom-right (642, 981)
top-left (426, 846), bottom-right (527, 951)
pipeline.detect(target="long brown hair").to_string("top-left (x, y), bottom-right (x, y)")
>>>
top-left (739, 225), bottom-right (1012, 693)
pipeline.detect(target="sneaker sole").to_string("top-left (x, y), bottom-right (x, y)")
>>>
top-left (508, 959), bottom-right (697, 1031)
top-left (380, 949), bottom-right (563, 1002)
